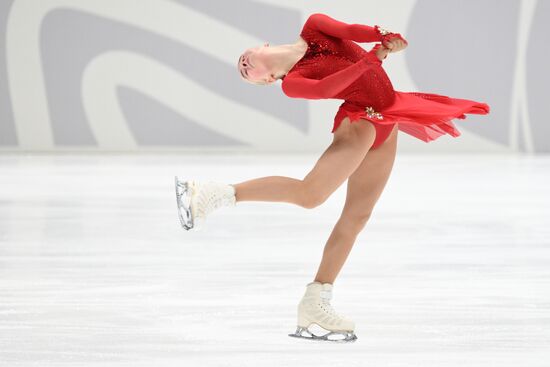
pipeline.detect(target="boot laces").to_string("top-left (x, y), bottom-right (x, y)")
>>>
top-left (319, 290), bottom-right (342, 318)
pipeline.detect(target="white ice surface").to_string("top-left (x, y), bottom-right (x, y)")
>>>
top-left (0, 153), bottom-right (549, 367)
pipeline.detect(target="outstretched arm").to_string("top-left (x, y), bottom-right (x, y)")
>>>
top-left (306, 13), bottom-right (408, 47)
top-left (282, 55), bottom-right (380, 100)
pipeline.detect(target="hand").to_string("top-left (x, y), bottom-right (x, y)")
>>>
top-left (383, 36), bottom-right (408, 53)
top-left (374, 45), bottom-right (391, 61)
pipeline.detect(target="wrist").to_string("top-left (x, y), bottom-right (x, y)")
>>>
top-left (368, 43), bottom-right (387, 62)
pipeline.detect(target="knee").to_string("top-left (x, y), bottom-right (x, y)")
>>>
top-left (341, 212), bottom-right (373, 233)
top-left (299, 193), bottom-right (328, 209)
top-left (297, 182), bottom-right (329, 209)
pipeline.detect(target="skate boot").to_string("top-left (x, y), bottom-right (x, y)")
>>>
top-left (288, 281), bottom-right (357, 342)
top-left (174, 176), bottom-right (236, 230)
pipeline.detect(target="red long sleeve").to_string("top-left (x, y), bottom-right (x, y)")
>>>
top-left (305, 13), bottom-right (382, 43)
top-left (306, 13), bottom-right (408, 48)
top-left (280, 13), bottom-right (406, 100)
top-left (281, 55), bottom-right (380, 99)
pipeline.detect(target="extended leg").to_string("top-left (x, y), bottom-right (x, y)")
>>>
top-left (313, 123), bottom-right (399, 284)
top-left (176, 118), bottom-right (378, 230)
top-left (232, 117), bottom-right (377, 208)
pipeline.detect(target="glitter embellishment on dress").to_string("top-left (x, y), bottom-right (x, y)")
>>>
top-left (365, 106), bottom-right (383, 120)
top-left (375, 26), bottom-right (391, 36)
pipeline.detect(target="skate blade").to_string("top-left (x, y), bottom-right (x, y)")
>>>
top-left (174, 176), bottom-right (198, 231)
top-left (288, 326), bottom-right (357, 343)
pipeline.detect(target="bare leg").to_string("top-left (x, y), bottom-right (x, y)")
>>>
top-left (313, 123), bottom-right (399, 284)
top-left (232, 117), bottom-right (377, 208)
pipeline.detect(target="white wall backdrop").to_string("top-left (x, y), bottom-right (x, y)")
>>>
top-left (0, 0), bottom-right (547, 153)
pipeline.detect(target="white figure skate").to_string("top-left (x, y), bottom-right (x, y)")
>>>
top-left (174, 176), bottom-right (236, 230)
top-left (289, 281), bottom-right (357, 342)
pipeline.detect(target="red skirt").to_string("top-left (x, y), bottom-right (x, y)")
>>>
top-left (332, 91), bottom-right (491, 149)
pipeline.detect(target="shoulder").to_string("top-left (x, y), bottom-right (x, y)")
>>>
top-left (303, 13), bottom-right (326, 29)
top-left (282, 69), bottom-right (317, 84)
top-left (305, 13), bottom-right (330, 23)
top-left (302, 13), bottom-right (345, 38)
top-left (280, 71), bottom-right (306, 97)
top-left (280, 70), bottom-right (300, 85)
top-left (280, 74), bottom-right (294, 97)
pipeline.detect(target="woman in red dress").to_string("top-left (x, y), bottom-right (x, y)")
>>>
top-left (175, 13), bottom-right (490, 342)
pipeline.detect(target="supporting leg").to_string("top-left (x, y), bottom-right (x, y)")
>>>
top-left (313, 124), bottom-right (399, 284)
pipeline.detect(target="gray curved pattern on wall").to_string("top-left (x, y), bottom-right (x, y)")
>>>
top-left (176, 0), bottom-right (299, 45)
top-left (0, 0), bottom-right (16, 146)
top-left (527, 0), bottom-right (549, 152)
top-left (40, 5), bottom-right (305, 146)
top-left (118, 86), bottom-right (248, 146)
top-left (407, 0), bottom-right (518, 148)
top-left (1, 0), bottom-right (548, 152)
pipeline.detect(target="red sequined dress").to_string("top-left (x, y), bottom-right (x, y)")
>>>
top-left (280, 13), bottom-right (490, 149)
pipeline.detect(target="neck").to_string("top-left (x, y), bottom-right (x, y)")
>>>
top-left (267, 38), bottom-right (307, 78)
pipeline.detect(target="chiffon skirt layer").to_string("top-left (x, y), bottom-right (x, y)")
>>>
top-left (333, 91), bottom-right (491, 144)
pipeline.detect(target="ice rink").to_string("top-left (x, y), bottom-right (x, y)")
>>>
top-left (1, 153), bottom-right (549, 366)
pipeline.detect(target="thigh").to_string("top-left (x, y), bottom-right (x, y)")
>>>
top-left (341, 123), bottom-right (399, 217)
top-left (332, 116), bottom-right (377, 145)
top-left (305, 116), bottom-right (377, 185)
top-left (302, 117), bottom-right (377, 202)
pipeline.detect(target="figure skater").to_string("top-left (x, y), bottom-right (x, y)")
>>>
top-left (175, 12), bottom-right (490, 342)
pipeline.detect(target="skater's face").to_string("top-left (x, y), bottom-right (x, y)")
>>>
top-left (238, 44), bottom-right (276, 85)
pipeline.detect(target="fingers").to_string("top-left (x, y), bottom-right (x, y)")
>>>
top-left (387, 38), bottom-right (407, 53)
top-left (380, 45), bottom-right (391, 55)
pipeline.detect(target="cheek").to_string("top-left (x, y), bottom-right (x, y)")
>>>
top-left (247, 68), bottom-right (266, 81)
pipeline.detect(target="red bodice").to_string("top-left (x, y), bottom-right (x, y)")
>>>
top-left (280, 13), bottom-right (490, 144)
top-left (281, 13), bottom-right (399, 110)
